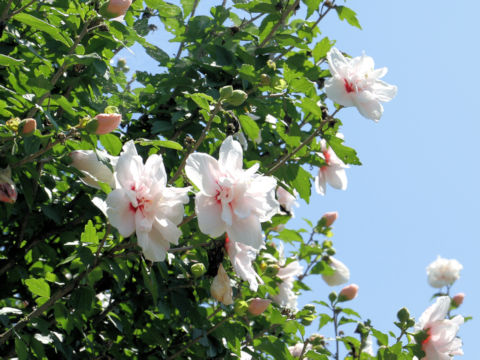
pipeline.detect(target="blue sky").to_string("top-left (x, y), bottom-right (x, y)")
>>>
top-left (120, 0), bottom-right (477, 356)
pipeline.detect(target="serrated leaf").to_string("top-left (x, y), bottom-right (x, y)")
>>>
top-left (335, 6), bottom-right (362, 29)
top-left (313, 37), bottom-right (335, 63)
top-left (25, 278), bottom-right (51, 298)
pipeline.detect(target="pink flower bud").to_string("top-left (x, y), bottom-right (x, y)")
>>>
top-left (20, 118), bottom-right (36, 136)
top-left (322, 211), bottom-right (338, 227)
top-left (248, 298), bottom-right (271, 316)
top-left (101, 0), bottom-right (132, 18)
top-left (452, 293), bottom-right (465, 307)
top-left (93, 113), bottom-right (122, 134)
top-left (0, 167), bottom-right (17, 204)
top-left (339, 284), bottom-right (359, 301)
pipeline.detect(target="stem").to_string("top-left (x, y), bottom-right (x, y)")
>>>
top-left (10, 0), bottom-right (35, 16)
top-left (174, 0), bottom-right (200, 60)
top-left (266, 107), bottom-right (342, 175)
top-left (0, 0), bottom-right (13, 24)
top-left (166, 315), bottom-right (233, 360)
top-left (168, 102), bottom-right (222, 184)
top-left (179, 213), bottom-right (196, 227)
top-left (11, 138), bottom-right (61, 168)
top-left (27, 17), bottom-right (93, 118)
top-left (333, 307), bottom-right (340, 360)
top-left (258, 0), bottom-right (300, 48)
top-left (299, 339), bottom-right (310, 360)
top-left (169, 242), bottom-right (210, 254)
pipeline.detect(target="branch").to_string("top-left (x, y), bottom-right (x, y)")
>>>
top-left (266, 107), bottom-right (342, 175)
top-left (174, 0), bottom-right (200, 60)
top-left (168, 102), bottom-right (222, 184)
top-left (10, 0), bottom-right (35, 16)
top-left (258, 0), bottom-right (300, 48)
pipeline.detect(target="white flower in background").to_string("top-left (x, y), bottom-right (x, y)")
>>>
top-left (276, 187), bottom-right (299, 216)
top-left (426, 256), bottom-right (463, 288)
top-left (414, 296), bottom-right (464, 359)
top-left (70, 150), bottom-right (117, 189)
top-left (322, 257), bottom-right (350, 286)
top-left (288, 342), bottom-right (312, 358)
top-left (363, 335), bottom-right (375, 356)
top-left (106, 141), bottom-right (190, 262)
top-left (211, 264), bottom-right (234, 305)
top-left (225, 236), bottom-right (263, 291)
top-left (0, 166), bottom-right (17, 204)
top-left (272, 244), bottom-right (303, 310)
top-left (325, 47), bottom-right (397, 121)
top-left (315, 139), bottom-right (348, 196)
top-left (185, 136), bottom-right (279, 249)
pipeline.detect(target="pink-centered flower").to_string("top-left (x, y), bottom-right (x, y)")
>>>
top-left (414, 296), bottom-right (464, 359)
top-left (315, 139), bottom-right (348, 196)
top-left (70, 150), bottom-right (117, 189)
top-left (106, 141), bottom-right (190, 262)
top-left (0, 167), bottom-right (16, 204)
top-left (225, 236), bottom-right (263, 291)
top-left (325, 47), bottom-right (397, 121)
top-left (185, 136), bottom-right (279, 249)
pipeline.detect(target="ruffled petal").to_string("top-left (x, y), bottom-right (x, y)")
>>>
top-left (325, 166), bottom-right (348, 190)
top-left (372, 80), bottom-right (398, 102)
top-left (106, 189), bottom-right (136, 237)
top-left (195, 193), bottom-right (226, 237)
top-left (325, 77), bottom-right (355, 107)
top-left (352, 90), bottom-right (384, 121)
top-left (185, 153), bottom-right (220, 196)
top-left (315, 170), bottom-right (327, 196)
top-left (218, 136), bottom-right (243, 172)
top-left (227, 214), bottom-right (263, 249)
top-left (153, 217), bottom-right (182, 246)
top-left (327, 47), bottom-right (350, 77)
top-left (144, 154), bottom-right (167, 187)
top-left (115, 151), bottom-right (144, 189)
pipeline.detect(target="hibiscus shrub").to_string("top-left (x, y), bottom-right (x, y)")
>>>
top-left (0, 0), bottom-right (465, 359)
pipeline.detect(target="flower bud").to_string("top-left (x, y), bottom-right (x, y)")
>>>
top-left (248, 298), bottom-right (271, 316)
top-left (117, 58), bottom-right (127, 68)
top-left (452, 293), bottom-right (465, 307)
top-left (309, 334), bottom-right (324, 346)
top-left (70, 150), bottom-right (116, 189)
top-left (191, 263), bottom-right (207, 278)
top-left (18, 118), bottom-right (37, 136)
top-left (211, 264), bottom-right (233, 305)
top-left (338, 284), bottom-right (359, 301)
top-left (226, 90), bottom-right (248, 106)
top-left (267, 59), bottom-right (276, 71)
top-left (322, 257), bottom-right (350, 286)
top-left (87, 113), bottom-right (122, 135)
top-left (322, 211), bottom-right (338, 227)
top-left (219, 85), bottom-right (233, 100)
top-left (260, 74), bottom-right (270, 86)
top-left (99, 0), bottom-right (132, 19)
top-left (234, 300), bottom-right (249, 316)
top-left (0, 167), bottom-right (17, 204)
top-left (264, 264), bottom-right (280, 277)
top-left (6, 117), bottom-right (20, 132)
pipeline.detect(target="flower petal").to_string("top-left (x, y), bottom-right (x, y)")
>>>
top-left (185, 153), bottom-right (220, 196)
top-left (325, 77), bottom-right (354, 107)
top-left (196, 193), bottom-right (226, 237)
top-left (227, 214), bottom-right (263, 249)
top-left (106, 189), bottom-right (136, 237)
top-left (144, 154), bottom-right (167, 187)
top-left (352, 90), bottom-right (384, 121)
top-left (218, 136), bottom-right (243, 172)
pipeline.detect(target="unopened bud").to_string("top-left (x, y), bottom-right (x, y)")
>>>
top-left (309, 334), bottom-right (324, 346)
top-left (322, 211), bottom-right (338, 227)
top-left (191, 263), bottom-right (206, 278)
top-left (19, 118), bottom-right (37, 136)
top-left (99, 0), bottom-right (132, 19)
top-left (267, 59), bottom-right (276, 71)
top-left (260, 74), bottom-right (270, 86)
top-left (117, 58), bottom-right (127, 68)
top-left (303, 304), bottom-right (316, 312)
top-left (219, 85), bottom-right (233, 100)
top-left (264, 264), bottom-right (279, 277)
top-left (6, 117), bottom-right (20, 132)
top-left (234, 300), bottom-right (249, 316)
top-left (338, 284), bottom-right (359, 302)
top-left (211, 264), bottom-right (233, 305)
top-left (87, 112), bottom-right (122, 135)
top-left (452, 293), bottom-right (465, 307)
top-left (248, 298), bottom-right (271, 316)
top-left (226, 90), bottom-right (248, 106)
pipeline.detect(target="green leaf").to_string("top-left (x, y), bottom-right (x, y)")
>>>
top-left (144, 43), bottom-right (169, 65)
top-left (372, 328), bottom-right (389, 346)
top-left (0, 54), bottom-right (25, 66)
top-left (145, 0), bottom-right (182, 16)
top-left (15, 338), bottom-right (28, 360)
top-left (181, 0), bottom-right (195, 17)
top-left (13, 13), bottom-right (73, 47)
top-left (238, 64), bottom-right (257, 83)
top-left (302, 0), bottom-right (321, 19)
top-left (100, 134), bottom-right (123, 155)
top-left (238, 115), bottom-right (260, 142)
top-left (276, 229), bottom-right (303, 243)
top-left (291, 166), bottom-right (312, 203)
top-left (313, 37), bottom-right (335, 63)
top-left (335, 6), bottom-right (362, 29)
top-left (25, 278), bottom-right (51, 298)
top-left (81, 220), bottom-right (98, 245)
top-left (254, 336), bottom-right (294, 360)
top-left (139, 139), bottom-right (183, 150)
top-left (185, 93), bottom-right (214, 110)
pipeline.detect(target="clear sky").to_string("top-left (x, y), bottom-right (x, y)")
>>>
top-left (120, 0), bottom-right (477, 356)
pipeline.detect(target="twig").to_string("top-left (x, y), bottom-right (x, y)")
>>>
top-left (266, 107), bottom-right (342, 175)
top-left (179, 213), bottom-right (196, 227)
top-left (10, 0), bottom-right (35, 16)
top-left (258, 0), bottom-right (300, 48)
top-left (27, 17), bottom-right (93, 118)
top-left (299, 339), bottom-right (311, 360)
top-left (12, 138), bottom-right (61, 168)
top-left (174, 0), bottom-right (200, 60)
top-left (169, 242), bottom-right (210, 254)
top-left (168, 102), bottom-right (222, 184)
